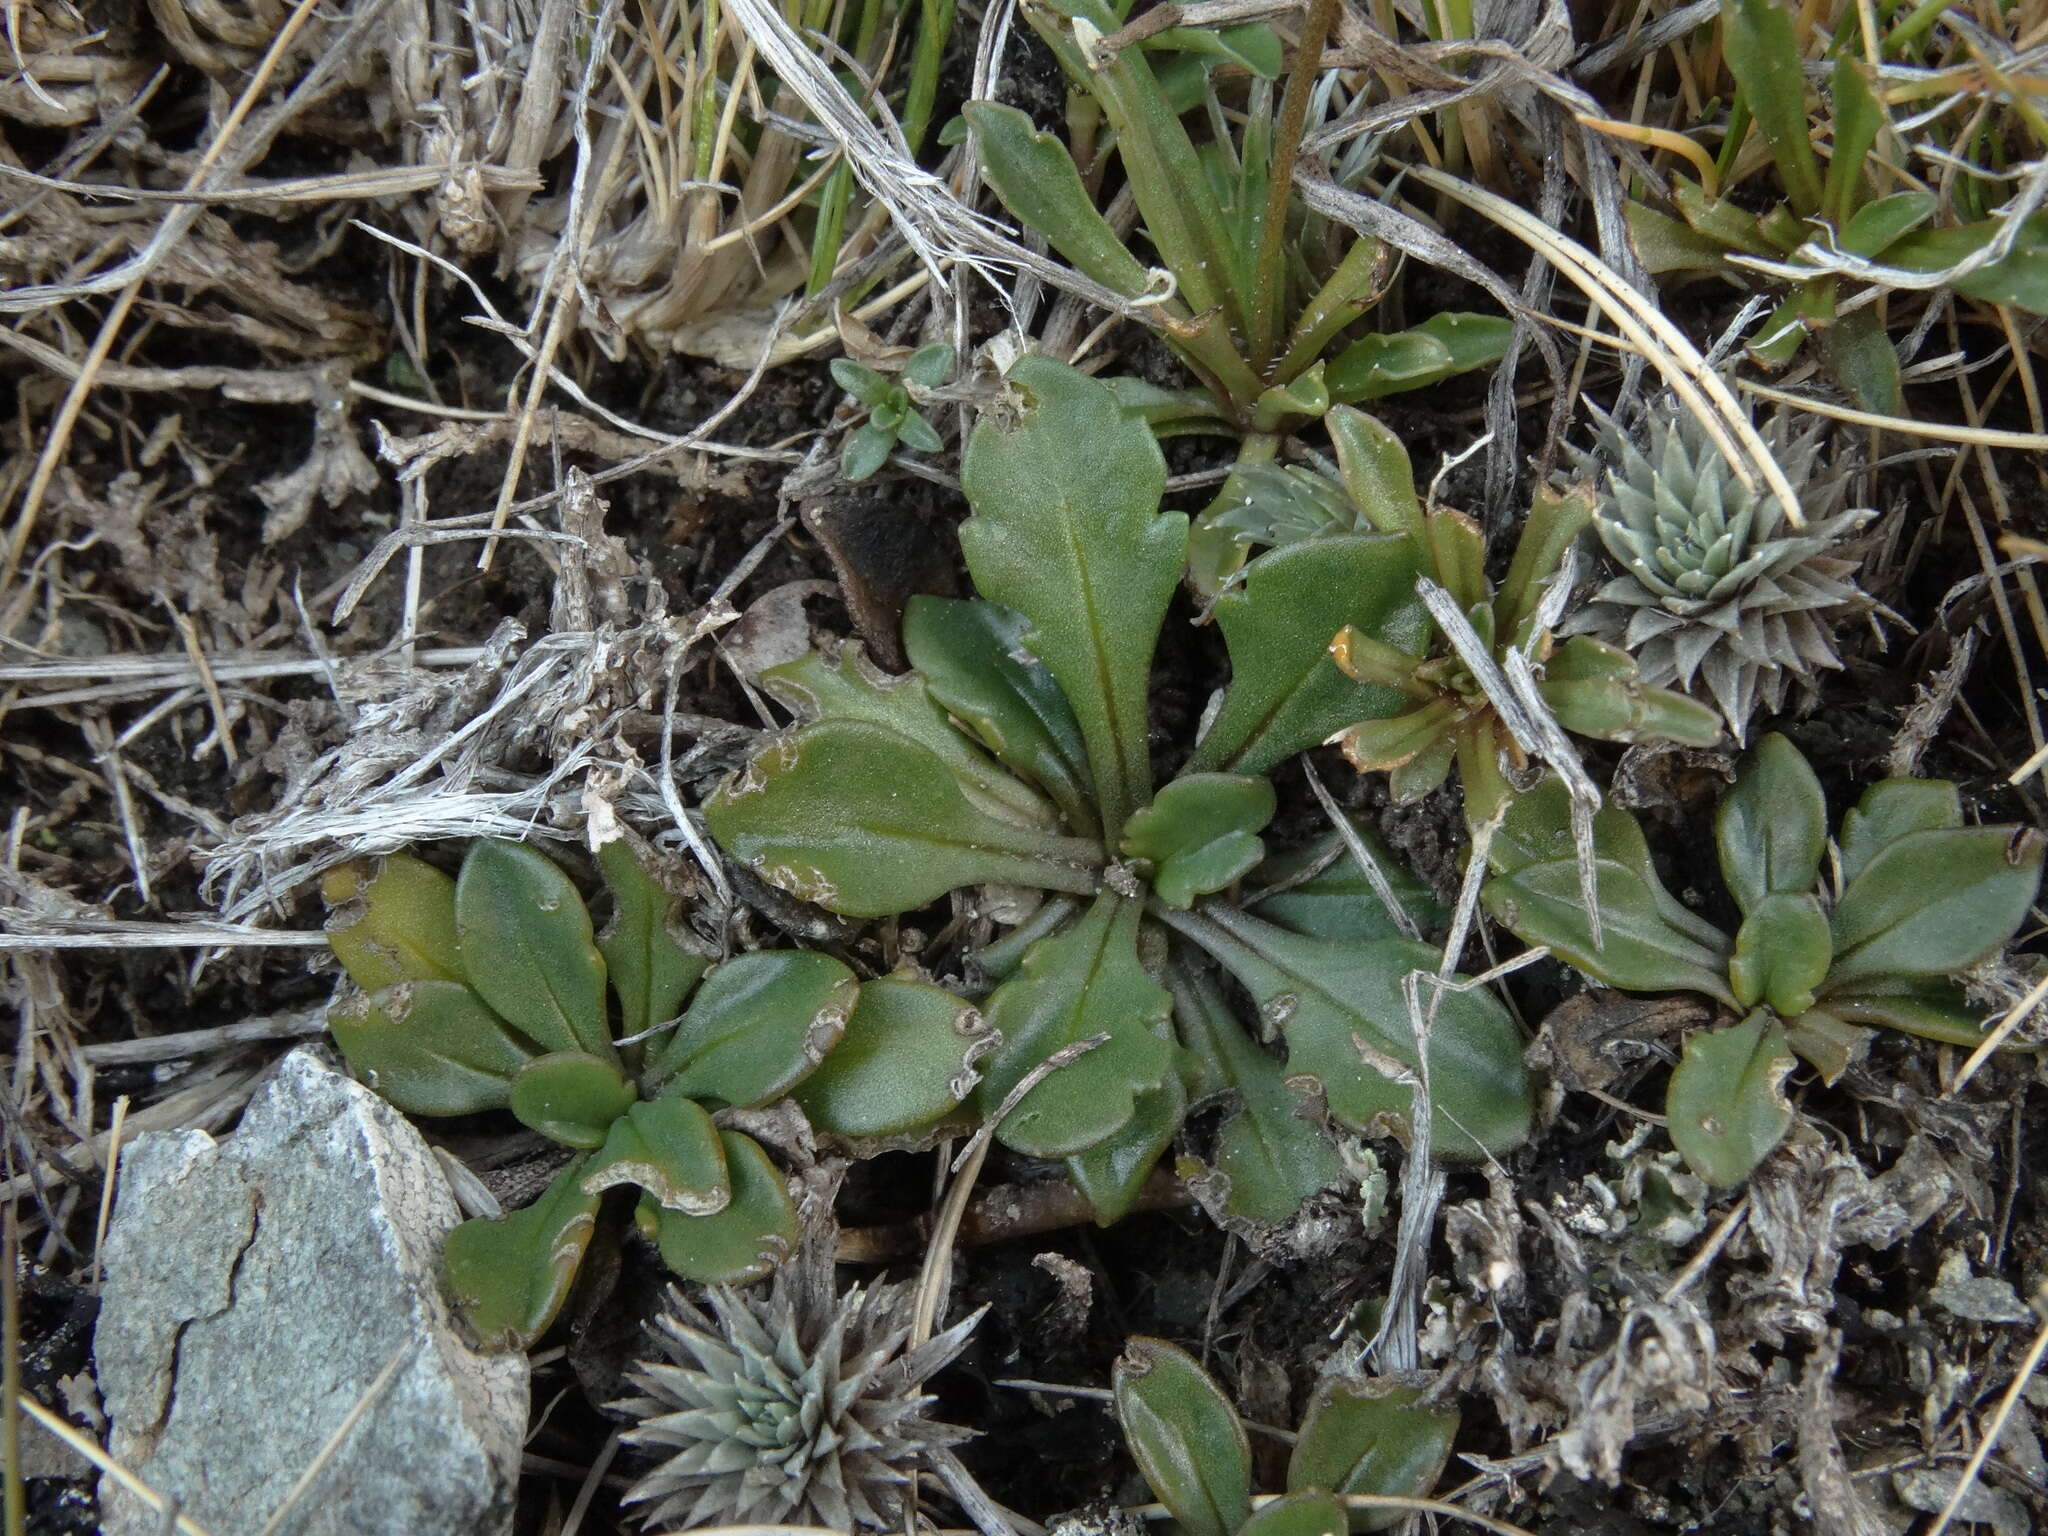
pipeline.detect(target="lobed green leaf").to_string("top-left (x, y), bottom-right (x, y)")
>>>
top-left (1122, 774), bottom-right (1278, 908)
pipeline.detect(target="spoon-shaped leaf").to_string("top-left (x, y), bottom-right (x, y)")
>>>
top-left (903, 596), bottom-right (1096, 834)
top-left (705, 719), bottom-right (1105, 918)
top-left (1113, 1338), bottom-right (1252, 1536)
top-left (581, 1096), bottom-right (730, 1214)
top-left (761, 643), bottom-right (1057, 828)
top-left (977, 892), bottom-right (1175, 1158)
top-left (443, 1158), bottom-right (600, 1352)
top-left (959, 357), bottom-right (1185, 842)
top-left (1829, 826), bottom-right (2045, 983)
top-left (1483, 859), bottom-right (1737, 1006)
top-left (1837, 778), bottom-right (1961, 883)
top-left (794, 975), bottom-right (997, 1140)
top-left (1666, 1011), bottom-right (1796, 1186)
top-left (1122, 774), bottom-right (1277, 909)
top-left (1186, 537), bottom-right (1428, 779)
top-left (595, 837), bottom-right (711, 1043)
top-left (321, 852), bottom-right (463, 993)
top-left (641, 1130), bottom-right (798, 1284)
top-left (647, 951), bottom-right (857, 1107)
top-left (328, 980), bottom-right (536, 1116)
top-left (456, 840), bottom-right (612, 1061)
top-left (508, 1052), bottom-right (637, 1149)
top-left (1716, 733), bottom-right (1827, 915)
top-left (1287, 1377), bottom-right (1459, 1532)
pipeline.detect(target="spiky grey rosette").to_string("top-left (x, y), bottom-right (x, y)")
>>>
top-left (616, 1258), bottom-right (981, 1531)
top-left (1568, 401), bottom-right (1873, 740)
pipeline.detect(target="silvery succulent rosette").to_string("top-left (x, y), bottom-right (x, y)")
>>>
top-left (617, 1253), bottom-right (980, 1530)
top-left (1568, 401), bottom-right (1874, 741)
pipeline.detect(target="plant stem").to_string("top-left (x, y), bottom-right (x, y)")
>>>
top-left (1248, 0), bottom-right (1340, 373)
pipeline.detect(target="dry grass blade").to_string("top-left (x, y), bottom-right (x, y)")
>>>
top-left (1402, 162), bottom-right (1808, 527)
top-left (14, 1397), bottom-right (220, 1536)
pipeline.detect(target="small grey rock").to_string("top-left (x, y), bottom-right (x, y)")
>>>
top-left (95, 1048), bottom-right (527, 1536)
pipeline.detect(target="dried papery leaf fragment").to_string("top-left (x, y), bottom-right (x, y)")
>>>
top-left (444, 1158), bottom-right (601, 1352)
top-left (456, 840), bottom-right (614, 1061)
top-left (1113, 1338), bottom-right (1252, 1536)
top-left (321, 852), bottom-right (463, 992)
top-left (1666, 1012), bottom-right (1796, 1186)
top-left (1287, 1377), bottom-right (1459, 1533)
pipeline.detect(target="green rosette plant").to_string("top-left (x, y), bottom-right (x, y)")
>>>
top-left (707, 357), bottom-right (1534, 1227)
top-left (1318, 409), bottom-right (1724, 838)
top-left (1482, 735), bottom-right (2045, 1185)
top-left (831, 343), bottom-right (953, 481)
top-left (321, 837), bottom-right (990, 1349)
top-left (1113, 1337), bottom-right (1458, 1534)
top-left (963, 0), bottom-right (1511, 592)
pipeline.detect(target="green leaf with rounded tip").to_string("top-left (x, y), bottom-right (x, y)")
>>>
top-left (842, 422), bottom-right (895, 481)
top-left (1170, 958), bottom-right (1340, 1224)
top-left (595, 839), bottom-right (711, 1042)
top-left (761, 641), bottom-right (1057, 829)
top-left (1067, 1072), bottom-right (1186, 1224)
top-left (967, 102), bottom-right (1154, 300)
top-left (328, 980), bottom-right (536, 1115)
top-left (648, 951), bottom-right (857, 1107)
top-left (704, 719), bottom-right (1106, 918)
top-left (1666, 1012), bottom-right (1795, 1186)
top-left (1244, 1491), bottom-right (1350, 1536)
top-left (1815, 977), bottom-right (1990, 1047)
top-left (1250, 820), bottom-right (1442, 944)
top-left (1885, 214), bottom-right (2048, 313)
top-left (1730, 892), bottom-right (1832, 1017)
top-left (897, 411), bottom-right (944, 455)
top-left (1327, 313), bottom-right (1511, 403)
top-left (1838, 779), bottom-right (1961, 883)
top-left (582, 1096), bottom-right (729, 1213)
top-left (977, 893), bottom-right (1174, 1159)
top-left (1841, 191), bottom-right (1937, 258)
top-left (509, 1053), bottom-right (636, 1149)
top-left (1829, 826), bottom-right (2045, 983)
top-left (901, 597), bottom-right (1095, 832)
top-left (1122, 774), bottom-right (1277, 909)
top-left (1483, 859), bottom-right (1737, 1005)
top-left (1186, 538), bottom-right (1428, 779)
top-left (1161, 907), bottom-right (1532, 1159)
top-left (795, 975), bottom-right (995, 1140)
top-left (903, 343), bottom-right (955, 388)
top-left (1723, 0), bottom-right (1823, 217)
top-left (1328, 408), bottom-right (1425, 547)
top-left (1113, 1338), bottom-right (1252, 1536)
top-left (443, 1159), bottom-right (599, 1352)
top-left (1141, 19), bottom-right (1284, 74)
top-left (321, 853), bottom-right (463, 993)
top-left (455, 840), bottom-right (612, 1061)
top-left (830, 358), bottom-right (892, 406)
top-left (1288, 1378), bottom-right (1458, 1532)
top-left (643, 1130), bottom-right (797, 1284)
top-left (960, 357), bottom-right (1185, 842)
top-left (1490, 779), bottom-right (1731, 952)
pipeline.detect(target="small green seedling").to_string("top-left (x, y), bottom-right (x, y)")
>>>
top-left (831, 343), bottom-right (952, 480)
top-left (1319, 409), bottom-right (1722, 837)
top-left (322, 837), bottom-right (988, 1348)
top-left (708, 357), bottom-right (1533, 1227)
top-left (1482, 735), bottom-right (2045, 1184)
top-left (1114, 1337), bottom-right (1458, 1535)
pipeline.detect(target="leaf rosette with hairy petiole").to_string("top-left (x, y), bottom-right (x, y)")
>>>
top-left (322, 835), bottom-right (991, 1349)
top-left (707, 357), bottom-right (1535, 1227)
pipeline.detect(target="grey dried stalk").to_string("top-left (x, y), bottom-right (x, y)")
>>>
top-left (616, 1254), bottom-right (980, 1530)
top-left (1568, 401), bottom-right (1873, 741)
